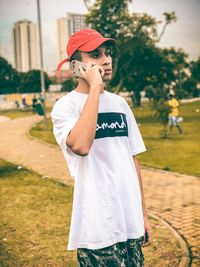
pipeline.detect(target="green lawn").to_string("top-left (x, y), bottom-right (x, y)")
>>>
top-left (0, 109), bottom-right (35, 119)
top-left (0, 159), bottom-right (185, 266)
top-left (30, 100), bottom-right (200, 177)
top-left (0, 106), bottom-right (52, 119)
top-left (30, 116), bottom-right (56, 145)
top-left (135, 101), bottom-right (200, 177)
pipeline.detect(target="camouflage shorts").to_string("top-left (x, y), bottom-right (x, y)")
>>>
top-left (77, 236), bottom-right (144, 267)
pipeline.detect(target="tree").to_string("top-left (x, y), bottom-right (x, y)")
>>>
top-left (86, 0), bottom-right (178, 105)
top-left (83, 0), bottom-right (96, 10)
top-left (180, 58), bottom-right (200, 98)
top-left (182, 78), bottom-right (197, 97)
top-left (18, 70), bottom-right (51, 93)
top-left (0, 57), bottom-right (20, 94)
top-left (157, 12), bottom-right (177, 42)
top-left (61, 78), bottom-right (77, 92)
top-left (160, 47), bottom-right (189, 98)
top-left (191, 57), bottom-right (200, 82)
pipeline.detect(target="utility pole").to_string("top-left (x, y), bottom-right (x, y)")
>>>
top-left (36, 0), bottom-right (48, 130)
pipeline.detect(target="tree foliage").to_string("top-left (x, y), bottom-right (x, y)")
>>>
top-left (61, 78), bottom-right (78, 92)
top-left (0, 56), bottom-right (51, 94)
top-left (181, 58), bottom-right (200, 97)
top-left (0, 57), bottom-right (20, 94)
top-left (18, 70), bottom-right (51, 93)
top-left (85, 0), bottom-right (184, 105)
top-left (191, 57), bottom-right (200, 82)
top-left (157, 12), bottom-right (177, 42)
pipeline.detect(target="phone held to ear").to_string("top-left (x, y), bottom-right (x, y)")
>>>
top-left (70, 60), bottom-right (87, 78)
top-left (71, 60), bottom-right (104, 78)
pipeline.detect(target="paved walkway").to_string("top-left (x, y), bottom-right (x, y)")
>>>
top-left (0, 115), bottom-right (11, 123)
top-left (0, 115), bottom-right (200, 266)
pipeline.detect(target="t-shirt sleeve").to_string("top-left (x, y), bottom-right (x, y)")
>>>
top-left (123, 99), bottom-right (146, 155)
top-left (51, 97), bottom-right (78, 154)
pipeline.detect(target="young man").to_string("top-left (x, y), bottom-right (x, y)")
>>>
top-left (51, 29), bottom-right (152, 266)
top-left (168, 94), bottom-right (183, 134)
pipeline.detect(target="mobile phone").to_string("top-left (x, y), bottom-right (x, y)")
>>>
top-left (70, 60), bottom-right (87, 78)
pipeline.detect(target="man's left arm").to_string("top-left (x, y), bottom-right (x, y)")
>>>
top-left (133, 156), bottom-right (152, 246)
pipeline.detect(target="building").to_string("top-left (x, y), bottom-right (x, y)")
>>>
top-left (56, 17), bottom-right (69, 65)
top-left (56, 13), bottom-right (87, 69)
top-left (13, 20), bottom-right (39, 72)
top-left (67, 12), bottom-right (87, 36)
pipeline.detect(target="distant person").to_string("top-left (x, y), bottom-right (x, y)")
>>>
top-left (15, 100), bottom-right (20, 109)
top-left (167, 94), bottom-right (183, 134)
top-left (31, 94), bottom-right (44, 116)
top-left (22, 94), bottom-right (28, 108)
top-left (38, 94), bottom-right (44, 104)
top-left (32, 94), bottom-right (38, 112)
top-left (51, 29), bottom-right (152, 267)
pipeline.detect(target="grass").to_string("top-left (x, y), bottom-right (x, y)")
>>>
top-left (0, 159), bottom-right (185, 266)
top-left (134, 101), bottom-right (200, 177)
top-left (30, 100), bottom-right (200, 177)
top-left (0, 109), bottom-right (35, 119)
top-left (30, 117), bottom-right (56, 145)
top-left (0, 159), bottom-right (75, 267)
top-left (0, 106), bottom-right (52, 120)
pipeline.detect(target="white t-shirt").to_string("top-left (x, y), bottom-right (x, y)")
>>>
top-left (51, 90), bottom-right (146, 250)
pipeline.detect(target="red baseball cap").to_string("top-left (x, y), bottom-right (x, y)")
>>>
top-left (57, 28), bottom-right (116, 70)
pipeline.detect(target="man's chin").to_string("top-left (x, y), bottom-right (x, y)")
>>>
top-left (103, 74), bottom-right (112, 81)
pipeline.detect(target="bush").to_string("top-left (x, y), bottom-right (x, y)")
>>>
top-left (61, 78), bottom-right (77, 92)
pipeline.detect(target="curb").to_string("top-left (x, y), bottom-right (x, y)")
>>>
top-left (27, 120), bottom-right (200, 181)
top-left (150, 213), bottom-right (190, 267)
top-left (141, 165), bottom-right (199, 180)
top-left (26, 115), bottom-right (58, 149)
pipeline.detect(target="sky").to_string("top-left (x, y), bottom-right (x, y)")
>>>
top-left (0, 0), bottom-right (200, 73)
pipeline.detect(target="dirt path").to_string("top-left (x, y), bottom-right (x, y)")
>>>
top-left (0, 115), bottom-right (72, 185)
top-left (0, 115), bottom-right (199, 266)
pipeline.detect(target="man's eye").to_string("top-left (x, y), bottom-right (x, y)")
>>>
top-left (105, 51), bottom-right (111, 57)
top-left (91, 53), bottom-right (100, 58)
top-left (105, 49), bottom-right (111, 57)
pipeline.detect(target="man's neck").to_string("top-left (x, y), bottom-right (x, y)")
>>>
top-left (75, 78), bottom-right (105, 94)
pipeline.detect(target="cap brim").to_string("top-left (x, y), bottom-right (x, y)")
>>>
top-left (57, 58), bottom-right (69, 71)
top-left (79, 37), bottom-right (116, 52)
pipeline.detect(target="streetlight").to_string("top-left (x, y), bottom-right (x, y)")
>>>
top-left (36, 0), bottom-right (48, 130)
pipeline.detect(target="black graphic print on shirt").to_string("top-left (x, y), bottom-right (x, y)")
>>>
top-left (95, 112), bottom-right (128, 139)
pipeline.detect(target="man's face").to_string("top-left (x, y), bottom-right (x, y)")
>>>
top-left (80, 45), bottom-right (113, 81)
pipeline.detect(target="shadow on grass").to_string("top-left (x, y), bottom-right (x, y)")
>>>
top-left (0, 160), bottom-right (20, 178)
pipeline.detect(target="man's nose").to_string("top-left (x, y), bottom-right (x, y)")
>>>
top-left (101, 54), bottom-right (111, 66)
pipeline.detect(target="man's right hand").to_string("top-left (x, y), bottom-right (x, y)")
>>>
top-left (79, 62), bottom-right (104, 90)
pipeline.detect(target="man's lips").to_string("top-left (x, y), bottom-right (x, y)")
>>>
top-left (104, 69), bottom-right (112, 75)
